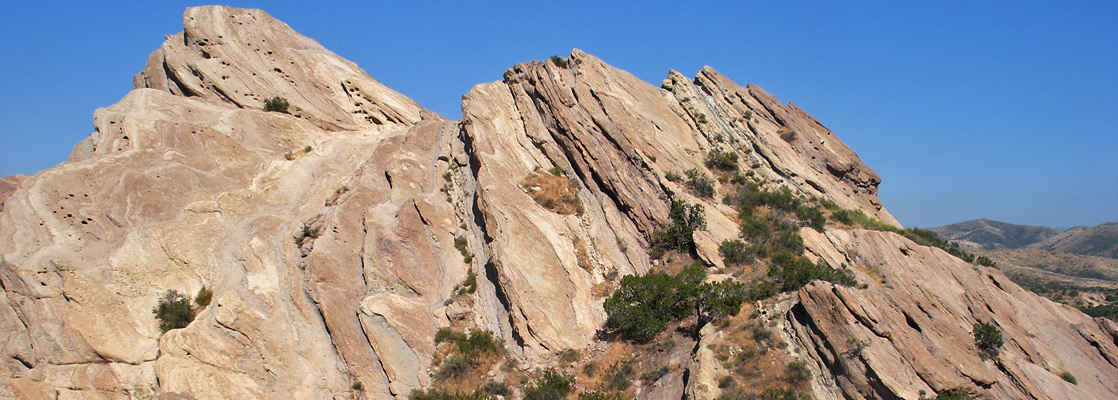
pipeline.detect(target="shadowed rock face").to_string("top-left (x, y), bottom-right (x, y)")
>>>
top-left (2, 5), bottom-right (1115, 400)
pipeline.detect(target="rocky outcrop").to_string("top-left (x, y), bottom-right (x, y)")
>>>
top-left (785, 229), bottom-right (1118, 399)
top-left (2, 5), bottom-right (1115, 400)
top-left (458, 49), bottom-right (900, 360)
top-left (130, 6), bottom-right (422, 133)
top-left (2, 7), bottom-right (448, 399)
top-left (0, 174), bottom-right (28, 214)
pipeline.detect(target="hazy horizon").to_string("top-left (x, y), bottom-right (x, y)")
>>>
top-left (2, 1), bottom-right (1114, 229)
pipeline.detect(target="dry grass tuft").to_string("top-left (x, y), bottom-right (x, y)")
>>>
top-left (521, 171), bottom-right (584, 215)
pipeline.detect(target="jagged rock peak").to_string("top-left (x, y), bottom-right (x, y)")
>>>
top-left (5, 6), bottom-right (1115, 400)
top-left (134, 6), bottom-right (426, 132)
top-left (488, 48), bottom-right (897, 228)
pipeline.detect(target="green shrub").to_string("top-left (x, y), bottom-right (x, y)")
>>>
top-left (719, 239), bottom-right (754, 265)
top-left (153, 290), bottom-right (195, 333)
top-left (579, 390), bottom-right (625, 400)
top-left (462, 268), bottom-right (478, 294)
top-left (688, 277), bottom-right (746, 336)
top-left (770, 230), bottom-right (805, 255)
top-left (1079, 303), bottom-right (1118, 321)
top-left (1057, 370), bottom-right (1077, 385)
top-left (194, 286), bottom-right (213, 308)
top-left (728, 183), bottom-right (801, 214)
top-left (830, 209), bottom-right (854, 225)
top-left (973, 321), bottom-right (1004, 359)
top-left (705, 150), bottom-right (740, 171)
top-left (664, 171), bottom-right (681, 182)
top-left (935, 389), bottom-right (973, 400)
top-left (787, 359), bottom-right (812, 383)
top-left (830, 209), bottom-right (895, 231)
top-left (975, 255), bottom-right (998, 268)
top-left (747, 280), bottom-right (781, 301)
top-left (769, 251), bottom-right (856, 291)
top-left (558, 348), bottom-right (579, 363)
top-left (435, 328), bottom-right (500, 360)
top-left (294, 224), bottom-right (320, 247)
top-left (795, 206), bottom-right (826, 233)
top-left (435, 327), bottom-right (468, 344)
top-left (523, 369), bottom-right (573, 400)
top-left (651, 200), bottom-right (706, 256)
top-left (604, 361), bottom-right (634, 391)
top-left (604, 272), bottom-right (679, 342)
top-left (549, 56), bottom-right (569, 68)
top-left (581, 361), bottom-right (598, 377)
top-left (685, 168), bottom-right (715, 198)
top-left (479, 380), bottom-right (511, 396)
top-left (263, 96), bottom-right (289, 113)
top-left (641, 365), bottom-right (670, 382)
top-left (458, 330), bottom-right (500, 360)
top-left (780, 130), bottom-right (797, 142)
top-left (408, 388), bottom-right (498, 400)
top-left (739, 213), bottom-right (772, 242)
top-left (454, 236), bottom-right (474, 263)
top-left (903, 227), bottom-right (946, 248)
top-left (438, 354), bottom-right (470, 378)
top-left (604, 265), bottom-right (743, 342)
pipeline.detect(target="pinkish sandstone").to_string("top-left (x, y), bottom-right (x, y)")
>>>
top-left (1, 6), bottom-right (1113, 400)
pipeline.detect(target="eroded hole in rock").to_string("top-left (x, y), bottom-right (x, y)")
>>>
top-left (903, 311), bottom-right (922, 333)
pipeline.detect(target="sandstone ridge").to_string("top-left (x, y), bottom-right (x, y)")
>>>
top-left (1, 6), bottom-right (1115, 400)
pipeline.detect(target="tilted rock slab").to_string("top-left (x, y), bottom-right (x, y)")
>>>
top-left (2, 5), bottom-right (1114, 400)
top-left (784, 229), bottom-right (1118, 399)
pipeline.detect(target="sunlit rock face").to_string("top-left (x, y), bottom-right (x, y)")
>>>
top-left (2, 6), bottom-right (1114, 400)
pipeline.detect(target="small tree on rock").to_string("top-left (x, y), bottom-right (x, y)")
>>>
top-left (651, 199), bottom-right (706, 256)
top-left (153, 290), bottom-right (195, 333)
top-left (973, 321), bottom-right (1004, 359)
top-left (263, 97), bottom-right (289, 113)
top-left (604, 265), bottom-right (744, 342)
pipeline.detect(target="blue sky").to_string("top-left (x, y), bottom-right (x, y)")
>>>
top-left (1, 1), bottom-right (1114, 228)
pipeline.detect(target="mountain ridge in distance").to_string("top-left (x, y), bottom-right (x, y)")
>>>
top-left (931, 218), bottom-right (1118, 259)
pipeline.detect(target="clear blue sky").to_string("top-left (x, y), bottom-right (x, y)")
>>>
top-left (1, 1), bottom-right (1114, 229)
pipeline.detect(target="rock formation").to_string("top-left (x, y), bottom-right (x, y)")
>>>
top-left (786, 229), bottom-right (1118, 400)
top-left (0, 175), bottom-right (28, 214)
top-left (1, 6), bottom-right (1115, 400)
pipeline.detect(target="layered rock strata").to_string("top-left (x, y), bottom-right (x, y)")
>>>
top-left (1, 6), bottom-right (1115, 400)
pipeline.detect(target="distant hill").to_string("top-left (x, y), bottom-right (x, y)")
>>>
top-left (1034, 222), bottom-right (1118, 259)
top-left (928, 218), bottom-right (1061, 250)
top-left (932, 219), bottom-right (1118, 318)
